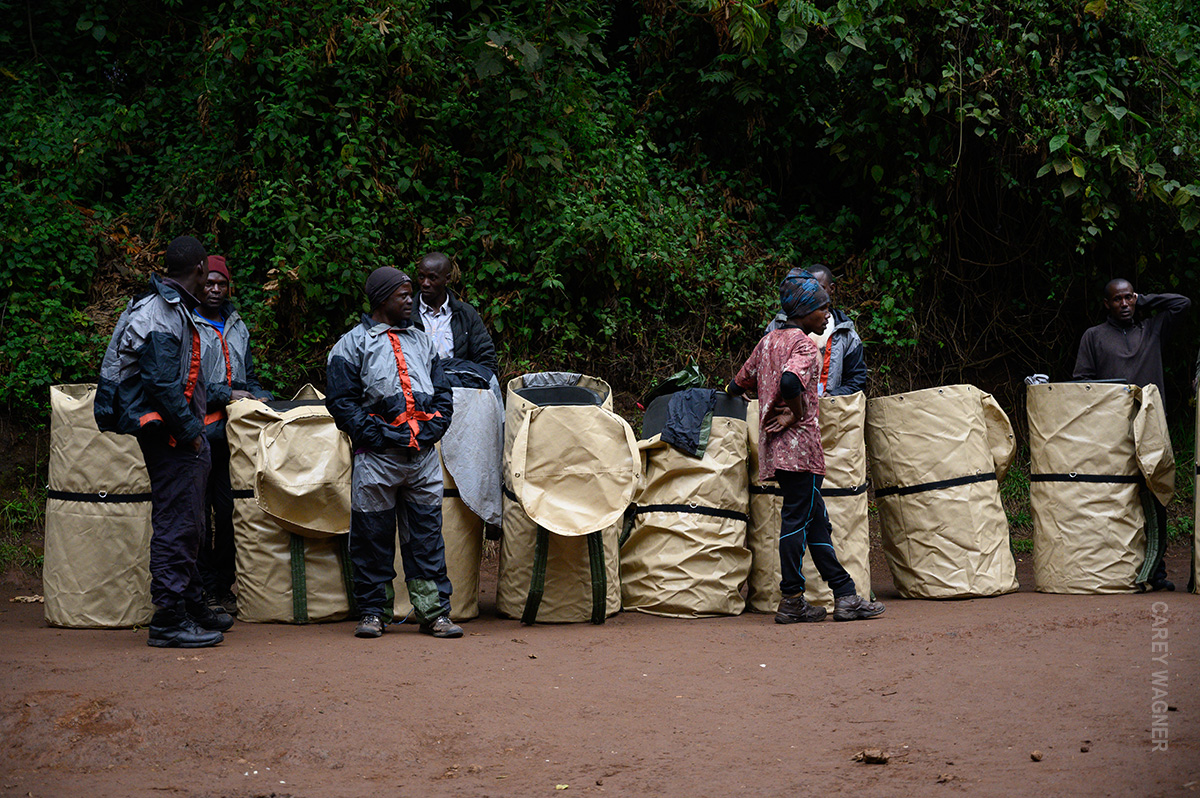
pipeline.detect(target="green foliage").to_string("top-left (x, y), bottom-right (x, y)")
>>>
top-left (0, 472), bottom-right (45, 574)
top-left (1, 0), bottom-right (1198, 416)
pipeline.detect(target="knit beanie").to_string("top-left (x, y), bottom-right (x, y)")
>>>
top-left (206, 255), bottom-right (230, 281)
top-left (365, 266), bottom-right (412, 309)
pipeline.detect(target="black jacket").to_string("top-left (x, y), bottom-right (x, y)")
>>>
top-left (95, 275), bottom-right (207, 443)
top-left (411, 290), bottom-right (498, 377)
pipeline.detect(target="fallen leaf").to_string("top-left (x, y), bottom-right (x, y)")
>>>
top-left (10, 595), bottom-right (43, 603)
top-left (854, 748), bottom-right (890, 764)
top-left (196, 669), bottom-right (206, 674)
top-left (555, 785), bottom-right (569, 790)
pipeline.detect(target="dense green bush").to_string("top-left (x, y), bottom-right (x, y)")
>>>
top-left (2, 0), bottom-right (1197, 419)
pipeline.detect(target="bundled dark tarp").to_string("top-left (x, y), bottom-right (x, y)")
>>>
top-left (43, 384), bottom-right (154, 628)
top-left (620, 390), bottom-right (751, 618)
top-left (1028, 382), bottom-right (1174, 593)
top-left (497, 373), bottom-right (638, 623)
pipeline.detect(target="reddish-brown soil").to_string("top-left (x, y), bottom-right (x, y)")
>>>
top-left (2, 546), bottom-right (1197, 798)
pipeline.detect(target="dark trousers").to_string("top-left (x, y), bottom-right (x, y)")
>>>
top-left (777, 470), bottom-right (855, 599)
top-left (138, 431), bottom-right (211, 610)
top-left (349, 448), bottom-right (451, 622)
top-left (198, 436), bottom-right (236, 595)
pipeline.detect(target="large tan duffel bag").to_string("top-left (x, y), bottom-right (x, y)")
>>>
top-left (1028, 382), bottom-right (1175, 593)
top-left (229, 387), bottom-right (357, 624)
top-left (866, 384), bottom-right (1018, 599)
top-left (497, 373), bottom-right (638, 623)
top-left (620, 391), bottom-right (751, 617)
top-left (745, 393), bottom-right (872, 612)
top-left (43, 384), bottom-right (154, 628)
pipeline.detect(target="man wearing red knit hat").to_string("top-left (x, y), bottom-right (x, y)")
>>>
top-left (194, 255), bottom-right (273, 616)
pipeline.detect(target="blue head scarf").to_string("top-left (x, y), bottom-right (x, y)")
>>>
top-left (780, 269), bottom-right (830, 320)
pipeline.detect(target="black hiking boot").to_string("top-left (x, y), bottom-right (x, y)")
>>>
top-left (148, 608), bottom-right (224, 648)
top-left (831, 594), bottom-right (886, 622)
top-left (775, 594), bottom-right (827, 624)
top-left (186, 599), bottom-right (235, 632)
top-left (206, 588), bottom-right (239, 616)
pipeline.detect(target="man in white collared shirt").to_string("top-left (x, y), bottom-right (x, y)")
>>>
top-left (412, 252), bottom-right (498, 377)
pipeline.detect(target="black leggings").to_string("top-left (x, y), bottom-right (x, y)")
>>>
top-left (776, 470), bottom-right (855, 599)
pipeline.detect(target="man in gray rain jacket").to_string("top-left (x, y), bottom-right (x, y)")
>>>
top-left (192, 255), bottom-right (273, 615)
top-left (326, 266), bottom-right (461, 639)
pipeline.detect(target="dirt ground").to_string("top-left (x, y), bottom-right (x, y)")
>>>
top-left (2, 544), bottom-right (1197, 798)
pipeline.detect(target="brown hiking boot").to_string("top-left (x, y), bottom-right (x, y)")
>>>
top-left (775, 593), bottom-right (827, 624)
top-left (419, 615), bottom-right (463, 638)
top-left (831, 594), bottom-right (885, 622)
top-left (355, 614), bottom-right (384, 638)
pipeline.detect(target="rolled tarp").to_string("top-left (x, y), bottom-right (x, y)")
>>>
top-left (496, 373), bottom-right (637, 623)
top-left (43, 384), bottom-right (154, 628)
top-left (866, 384), bottom-right (1019, 599)
top-left (1028, 382), bottom-right (1175, 593)
top-left (620, 390), bottom-right (751, 618)
top-left (744, 393), bottom-right (872, 612)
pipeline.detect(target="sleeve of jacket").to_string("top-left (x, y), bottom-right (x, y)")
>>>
top-left (829, 335), bottom-right (867, 396)
top-left (458, 301), bottom-right (499, 377)
top-left (1072, 329), bottom-right (1098, 380)
top-left (414, 353), bottom-right (456, 450)
top-left (325, 339), bottom-right (386, 451)
top-left (1139, 293), bottom-right (1191, 334)
top-left (243, 347), bottom-right (274, 401)
top-left (140, 329), bottom-right (204, 442)
top-left (206, 379), bottom-right (233, 408)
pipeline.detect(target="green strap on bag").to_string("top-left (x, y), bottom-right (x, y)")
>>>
top-left (1136, 488), bottom-right (1165, 588)
top-left (521, 526), bottom-right (551, 625)
top-left (289, 533), bottom-right (309, 624)
top-left (587, 531), bottom-right (607, 625)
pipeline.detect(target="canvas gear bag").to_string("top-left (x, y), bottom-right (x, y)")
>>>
top-left (620, 391), bottom-right (751, 618)
top-left (744, 393), bottom-right (872, 612)
top-left (497, 373), bottom-right (637, 623)
top-left (44, 384), bottom-right (155, 628)
top-left (255, 411), bottom-right (352, 538)
top-left (1028, 382), bottom-right (1175, 593)
top-left (228, 387), bottom-right (357, 623)
top-left (866, 384), bottom-right (1019, 599)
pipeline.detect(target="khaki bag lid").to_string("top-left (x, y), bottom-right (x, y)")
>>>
top-left (1133, 384), bottom-right (1175, 506)
top-left (510, 404), bottom-right (639, 536)
top-left (254, 410), bottom-right (352, 538)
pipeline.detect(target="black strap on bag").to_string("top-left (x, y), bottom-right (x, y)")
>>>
top-left (1029, 473), bottom-right (1142, 484)
top-left (875, 472), bottom-right (996, 498)
top-left (46, 489), bottom-right (151, 503)
top-left (630, 503), bottom-right (749, 522)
